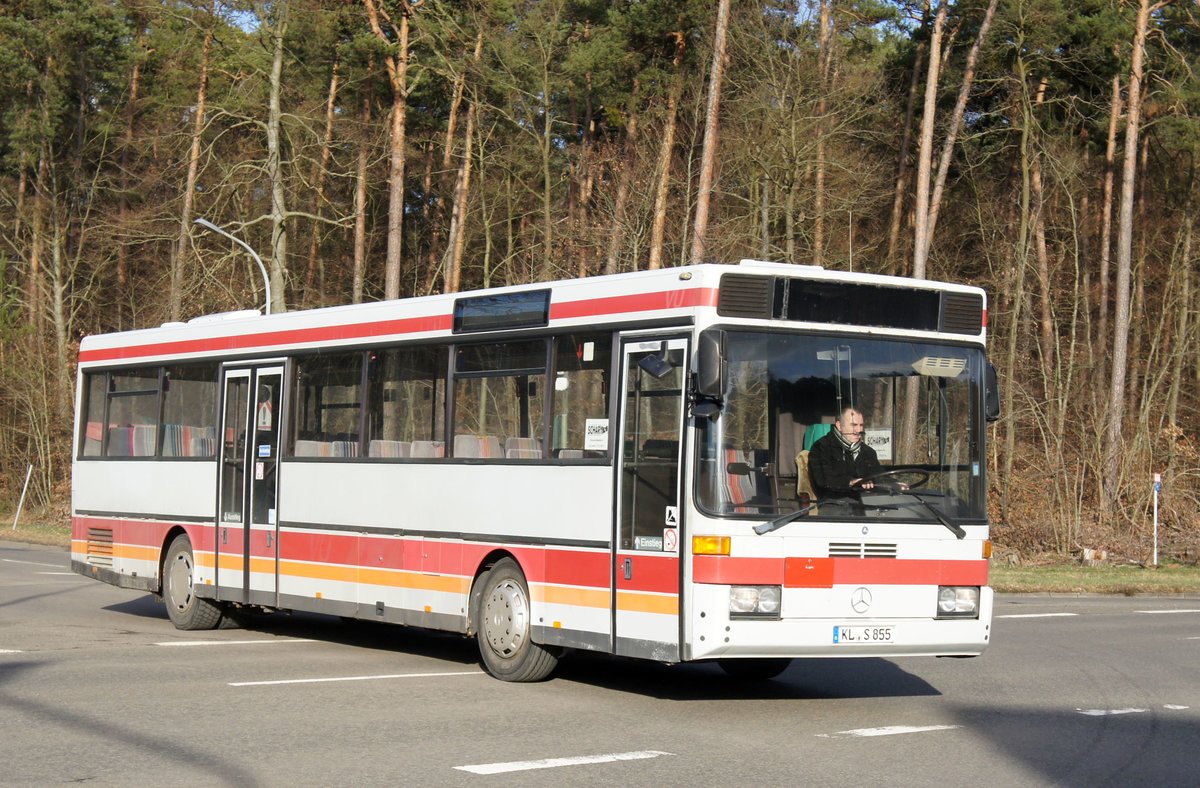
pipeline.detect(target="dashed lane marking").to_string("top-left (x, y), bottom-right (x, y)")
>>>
top-left (0, 649), bottom-right (24, 654)
top-left (230, 670), bottom-right (483, 687)
top-left (2, 558), bottom-right (64, 569)
top-left (1077, 708), bottom-right (1148, 716)
top-left (1136, 609), bottom-right (1200, 615)
top-left (996, 613), bottom-right (1078, 619)
top-left (816, 725), bottom-right (961, 739)
top-left (455, 751), bottom-right (673, 775)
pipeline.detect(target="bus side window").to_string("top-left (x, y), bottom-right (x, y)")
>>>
top-left (365, 346), bottom-right (446, 459)
top-left (453, 341), bottom-right (546, 460)
top-left (292, 352), bottom-right (363, 458)
top-left (550, 334), bottom-right (612, 459)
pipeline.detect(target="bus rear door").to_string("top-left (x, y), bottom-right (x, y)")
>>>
top-left (217, 363), bottom-right (284, 605)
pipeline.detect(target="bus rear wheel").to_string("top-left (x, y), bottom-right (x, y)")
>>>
top-left (163, 534), bottom-right (222, 630)
top-left (717, 658), bottom-right (792, 680)
top-left (475, 558), bottom-right (558, 682)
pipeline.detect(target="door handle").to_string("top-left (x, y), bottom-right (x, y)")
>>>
top-left (266, 531), bottom-right (273, 549)
top-left (623, 558), bottom-right (632, 580)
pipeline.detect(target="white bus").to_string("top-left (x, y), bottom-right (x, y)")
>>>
top-left (71, 259), bottom-right (997, 681)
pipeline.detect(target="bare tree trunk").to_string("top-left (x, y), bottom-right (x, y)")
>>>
top-left (885, 42), bottom-right (924, 274)
top-left (445, 97), bottom-right (477, 293)
top-left (170, 16), bottom-right (213, 322)
top-left (351, 59), bottom-right (374, 305)
top-left (1097, 64), bottom-right (1121, 375)
top-left (1166, 216), bottom-right (1192, 426)
top-left (265, 1), bottom-right (290, 314)
top-left (924, 0), bottom-right (999, 249)
top-left (648, 32), bottom-right (685, 271)
top-left (689, 0), bottom-right (730, 265)
top-left (117, 35), bottom-right (144, 325)
top-left (304, 56), bottom-right (340, 305)
top-left (1103, 0), bottom-right (1161, 509)
top-left (1030, 76), bottom-right (1054, 390)
top-left (427, 31), bottom-right (481, 286)
top-left (604, 91), bottom-right (640, 276)
top-left (364, 0), bottom-right (411, 301)
top-left (812, 0), bottom-right (833, 267)
top-left (1126, 135), bottom-right (1152, 417)
top-left (911, 0), bottom-right (948, 280)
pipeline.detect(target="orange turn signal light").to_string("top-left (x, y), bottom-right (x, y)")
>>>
top-left (693, 536), bottom-right (731, 556)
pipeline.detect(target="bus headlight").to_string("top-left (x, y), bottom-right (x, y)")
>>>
top-left (730, 585), bottom-right (782, 618)
top-left (936, 586), bottom-right (980, 618)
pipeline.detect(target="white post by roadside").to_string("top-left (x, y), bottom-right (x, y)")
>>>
top-left (11, 463), bottom-right (32, 531)
top-left (1152, 472), bottom-right (1161, 567)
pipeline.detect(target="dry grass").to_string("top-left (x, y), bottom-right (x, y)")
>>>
top-left (989, 561), bottom-right (1200, 595)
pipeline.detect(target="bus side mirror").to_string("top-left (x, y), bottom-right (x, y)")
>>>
top-left (985, 363), bottom-right (1000, 422)
top-left (696, 330), bottom-right (725, 398)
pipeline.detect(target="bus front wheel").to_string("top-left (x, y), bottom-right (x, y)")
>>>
top-left (163, 534), bottom-right (222, 630)
top-left (475, 558), bottom-right (558, 682)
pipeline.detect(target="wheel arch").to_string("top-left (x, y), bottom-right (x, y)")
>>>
top-left (467, 549), bottom-right (519, 637)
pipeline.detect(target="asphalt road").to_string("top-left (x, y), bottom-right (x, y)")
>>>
top-left (2, 539), bottom-right (1198, 787)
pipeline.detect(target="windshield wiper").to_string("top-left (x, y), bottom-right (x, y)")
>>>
top-left (902, 490), bottom-right (966, 539)
top-left (754, 501), bottom-right (823, 535)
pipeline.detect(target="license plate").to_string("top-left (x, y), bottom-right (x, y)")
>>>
top-left (833, 625), bottom-right (894, 644)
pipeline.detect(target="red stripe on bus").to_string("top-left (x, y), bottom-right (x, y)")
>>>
top-left (549, 287), bottom-right (719, 319)
top-left (693, 555), bottom-right (988, 587)
top-left (78, 314), bottom-right (454, 362)
top-left (78, 287), bottom-right (718, 363)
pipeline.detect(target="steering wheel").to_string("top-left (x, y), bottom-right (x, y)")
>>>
top-left (852, 467), bottom-right (930, 493)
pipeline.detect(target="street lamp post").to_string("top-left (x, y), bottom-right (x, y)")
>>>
top-left (193, 217), bottom-right (273, 315)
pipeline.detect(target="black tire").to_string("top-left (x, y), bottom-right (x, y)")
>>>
top-left (718, 658), bottom-right (792, 680)
top-left (475, 558), bottom-right (558, 682)
top-left (163, 534), bottom-right (223, 630)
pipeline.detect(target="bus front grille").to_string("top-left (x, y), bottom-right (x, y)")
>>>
top-left (828, 542), bottom-right (898, 559)
top-left (87, 528), bottom-right (114, 567)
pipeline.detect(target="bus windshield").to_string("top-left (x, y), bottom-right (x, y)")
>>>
top-left (697, 330), bottom-right (987, 524)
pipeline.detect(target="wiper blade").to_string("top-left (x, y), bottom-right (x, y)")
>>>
top-left (754, 501), bottom-right (821, 535)
top-left (904, 490), bottom-right (966, 539)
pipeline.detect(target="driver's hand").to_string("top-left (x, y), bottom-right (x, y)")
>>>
top-left (852, 477), bottom-right (873, 490)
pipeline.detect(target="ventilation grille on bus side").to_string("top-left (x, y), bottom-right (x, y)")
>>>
top-left (828, 542), bottom-right (898, 559)
top-left (87, 527), bottom-right (114, 568)
top-left (940, 292), bottom-right (984, 334)
top-left (717, 274), bottom-right (774, 319)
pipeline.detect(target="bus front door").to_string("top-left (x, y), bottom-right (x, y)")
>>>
top-left (217, 364), bottom-right (283, 605)
top-left (614, 337), bottom-right (687, 661)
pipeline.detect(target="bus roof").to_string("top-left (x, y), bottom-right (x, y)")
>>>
top-left (78, 261), bottom-right (986, 366)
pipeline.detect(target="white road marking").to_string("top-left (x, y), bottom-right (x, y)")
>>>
top-left (35, 572), bottom-right (76, 576)
top-left (155, 639), bottom-right (315, 647)
top-left (0, 649), bottom-right (24, 654)
top-left (817, 725), bottom-right (960, 739)
top-left (1136, 609), bottom-right (1200, 615)
top-left (1164, 705), bottom-right (1190, 710)
top-left (1076, 708), bottom-right (1147, 716)
top-left (996, 613), bottom-right (1078, 619)
top-left (230, 670), bottom-right (483, 687)
top-left (455, 750), bottom-right (672, 775)
top-left (2, 558), bottom-right (64, 569)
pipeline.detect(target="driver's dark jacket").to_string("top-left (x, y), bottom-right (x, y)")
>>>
top-left (808, 432), bottom-right (882, 500)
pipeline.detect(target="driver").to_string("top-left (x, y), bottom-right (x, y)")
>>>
top-left (808, 406), bottom-right (882, 507)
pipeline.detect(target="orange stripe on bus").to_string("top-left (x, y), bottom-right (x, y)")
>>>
top-left (616, 590), bottom-right (678, 616)
top-left (532, 584), bottom-right (609, 609)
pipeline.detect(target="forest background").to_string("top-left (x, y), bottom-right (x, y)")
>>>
top-left (1, 0), bottom-right (1198, 562)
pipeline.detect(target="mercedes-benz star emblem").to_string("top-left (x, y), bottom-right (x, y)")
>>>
top-left (851, 587), bottom-right (872, 614)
